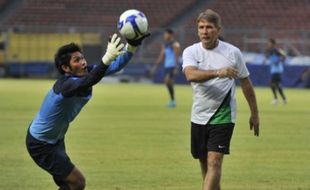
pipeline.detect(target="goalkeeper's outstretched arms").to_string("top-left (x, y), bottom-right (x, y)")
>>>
top-left (59, 34), bottom-right (124, 97)
top-left (104, 33), bottom-right (151, 76)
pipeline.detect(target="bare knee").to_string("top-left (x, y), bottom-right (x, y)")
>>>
top-left (77, 177), bottom-right (86, 190)
top-left (208, 158), bottom-right (222, 169)
top-left (65, 167), bottom-right (86, 190)
top-left (72, 175), bottom-right (85, 190)
top-left (207, 152), bottom-right (223, 170)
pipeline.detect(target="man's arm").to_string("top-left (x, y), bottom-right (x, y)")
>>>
top-left (184, 66), bottom-right (239, 83)
top-left (62, 44), bottom-right (130, 96)
top-left (61, 34), bottom-right (124, 97)
top-left (150, 45), bottom-right (165, 74)
top-left (240, 77), bottom-right (260, 136)
top-left (104, 51), bottom-right (133, 76)
top-left (173, 42), bottom-right (181, 73)
top-left (61, 63), bottom-right (109, 97)
top-left (104, 33), bottom-right (150, 76)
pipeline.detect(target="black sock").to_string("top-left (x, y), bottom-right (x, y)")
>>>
top-left (167, 84), bottom-right (174, 101)
top-left (278, 87), bottom-right (286, 100)
top-left (271, 86), bottom-right (277, 99)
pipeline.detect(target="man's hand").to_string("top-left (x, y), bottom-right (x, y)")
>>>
top-left (249, 115), bottom-right (259, 136)
top-left (126, 33), bottom-right (151, 47)
top-left (217, 67), bottom-right (239, 79)
top-left (102, 34), bottom-right (125, 65)
top-left (240, 77), bottom-right (260, 137)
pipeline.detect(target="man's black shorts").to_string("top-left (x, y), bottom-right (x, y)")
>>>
top-left (26, 130), bottom-right (74, 181)
top-left (164, 67), bottom-right (175, 79)
top-left (191, 122), bottom-right (235, 159)
top-left (271, 73), bottom-right (282, 83)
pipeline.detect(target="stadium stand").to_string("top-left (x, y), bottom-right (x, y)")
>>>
top-left (0, 0), bottom-right (310, 85)
top-left (0, 0), bottom-right (199, 77)
top-left (0, 0), bottom-right (9, 10)
top-left (182, 0), bottom-right (310, 54)
top-left (3, 0), bottom-right (196, 29)
top-left (2, 0), bottom-right (310, 57)
top-left (204, 0), bottom-right (310, 30)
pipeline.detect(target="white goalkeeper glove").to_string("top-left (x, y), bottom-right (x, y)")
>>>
top-left (102, 33), bottom-right (125, 65)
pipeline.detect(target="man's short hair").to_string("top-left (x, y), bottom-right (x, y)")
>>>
top-left (269, 38), bottom-right (276, 45)
top-left (165, 28), bottom-right (174, 35)
top-left (197, 9), bottom-right (222, 28)
top-left (54, 43), bottom-right (81, 75)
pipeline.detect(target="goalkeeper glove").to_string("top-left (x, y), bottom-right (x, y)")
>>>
top-left (126, 33), bottom-right (151, 47)
top-left (102, 33), bottom-right (125, 65)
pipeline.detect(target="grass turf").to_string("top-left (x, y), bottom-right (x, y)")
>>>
top-left (0, 79), bottom-right (309, 190)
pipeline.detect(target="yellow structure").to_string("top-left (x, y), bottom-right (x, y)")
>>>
top-left (5, 33), bottom-right (101, 63)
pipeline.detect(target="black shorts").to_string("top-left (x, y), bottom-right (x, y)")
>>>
top-left (271, 73), bottom-right (282, 83)
top-left (164, 67), bottom-right (175, 79)
top-left (191, 122), bottom-right (235, 159)
top-left (25, 130), bottom-right (74, 183)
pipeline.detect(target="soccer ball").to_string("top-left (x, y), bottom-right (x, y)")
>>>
top-left (118, 9), bottom-right (148, 40)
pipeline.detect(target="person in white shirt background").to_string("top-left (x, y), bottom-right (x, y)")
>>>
top-left (182, 9), bottom-right (260, 190)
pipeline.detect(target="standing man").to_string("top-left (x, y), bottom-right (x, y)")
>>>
top-left (182, 9), bottom-right (259, 190)
top-left (151, 29), bottom-right (180, 107)
top-left (25, 33), bottom-right (149, 190)
top-left (264, 38), bottom-right (287, 104)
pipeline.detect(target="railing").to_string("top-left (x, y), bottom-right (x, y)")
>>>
top-left (0, 26), bottom-right (309, 66)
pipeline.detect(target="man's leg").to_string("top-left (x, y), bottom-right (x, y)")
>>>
top-left (199, 157), bottom-right (208, 189)
top-left (164, 76), bottom-right (175, 101)
top-left (61, 167), bottom-right (86, 190)
top-left (54, 141), bottom-right (85, 190)
top-left (276, 83), bottom-right (286, 101)
top-left (204, 151), bottom-right (224, 190)
top-left (270, 82), bottom-right (278, 100)
top-left (53, 176), bottom-right (70, 190)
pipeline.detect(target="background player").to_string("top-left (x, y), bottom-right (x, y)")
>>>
top-left (150, 29), bottom-right (180, 107)
top-left (264, 38), bottom-right (287, 104)
top-left (25, 34), bottom-right (149, 190)
top-left (182, 9), bottom-right (259, 190)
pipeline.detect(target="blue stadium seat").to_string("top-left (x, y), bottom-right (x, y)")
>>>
top-left (6, 62), bottom-right (53, 77)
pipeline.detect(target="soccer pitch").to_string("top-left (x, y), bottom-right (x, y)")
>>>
top-left (0, 79), bottom-right (309, 190)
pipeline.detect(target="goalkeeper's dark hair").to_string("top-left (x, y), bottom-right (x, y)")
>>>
top-left (165, 28), bottom-right (174, 35)
top-left (54, 43), bottom-right (82, 75)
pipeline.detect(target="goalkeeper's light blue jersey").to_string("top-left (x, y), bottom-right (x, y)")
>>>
top-left (29, 52), bottom-right (133, 144)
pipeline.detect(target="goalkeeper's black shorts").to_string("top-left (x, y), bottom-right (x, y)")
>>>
top-left (26, 129), bottom-right (74, 184)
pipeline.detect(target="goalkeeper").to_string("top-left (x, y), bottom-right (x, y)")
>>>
top-left (25, 34), bottom-right (149, 190)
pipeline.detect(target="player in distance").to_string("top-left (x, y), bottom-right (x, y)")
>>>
top-left (150, 29), bottom-right (181, 108)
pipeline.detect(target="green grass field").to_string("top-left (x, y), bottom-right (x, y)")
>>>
top-left (0, 79), bottom-right (309, 190)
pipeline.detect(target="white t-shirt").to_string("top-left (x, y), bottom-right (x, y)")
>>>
top-left (182, 41), bottom-right (249, 125)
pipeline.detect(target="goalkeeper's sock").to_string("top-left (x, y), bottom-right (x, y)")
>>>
top-left (166, 84), bottom-right (175, 101)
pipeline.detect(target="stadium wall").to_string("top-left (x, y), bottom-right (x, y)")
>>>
top-left (153, 64), bottom-right (310, 88)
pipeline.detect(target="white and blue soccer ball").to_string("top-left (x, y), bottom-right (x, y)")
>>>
top-left (118, 9), bottom-right (148, 40)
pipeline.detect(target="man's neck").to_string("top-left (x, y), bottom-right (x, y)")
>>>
top-left (203, 39), bottom-right (219, 50)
